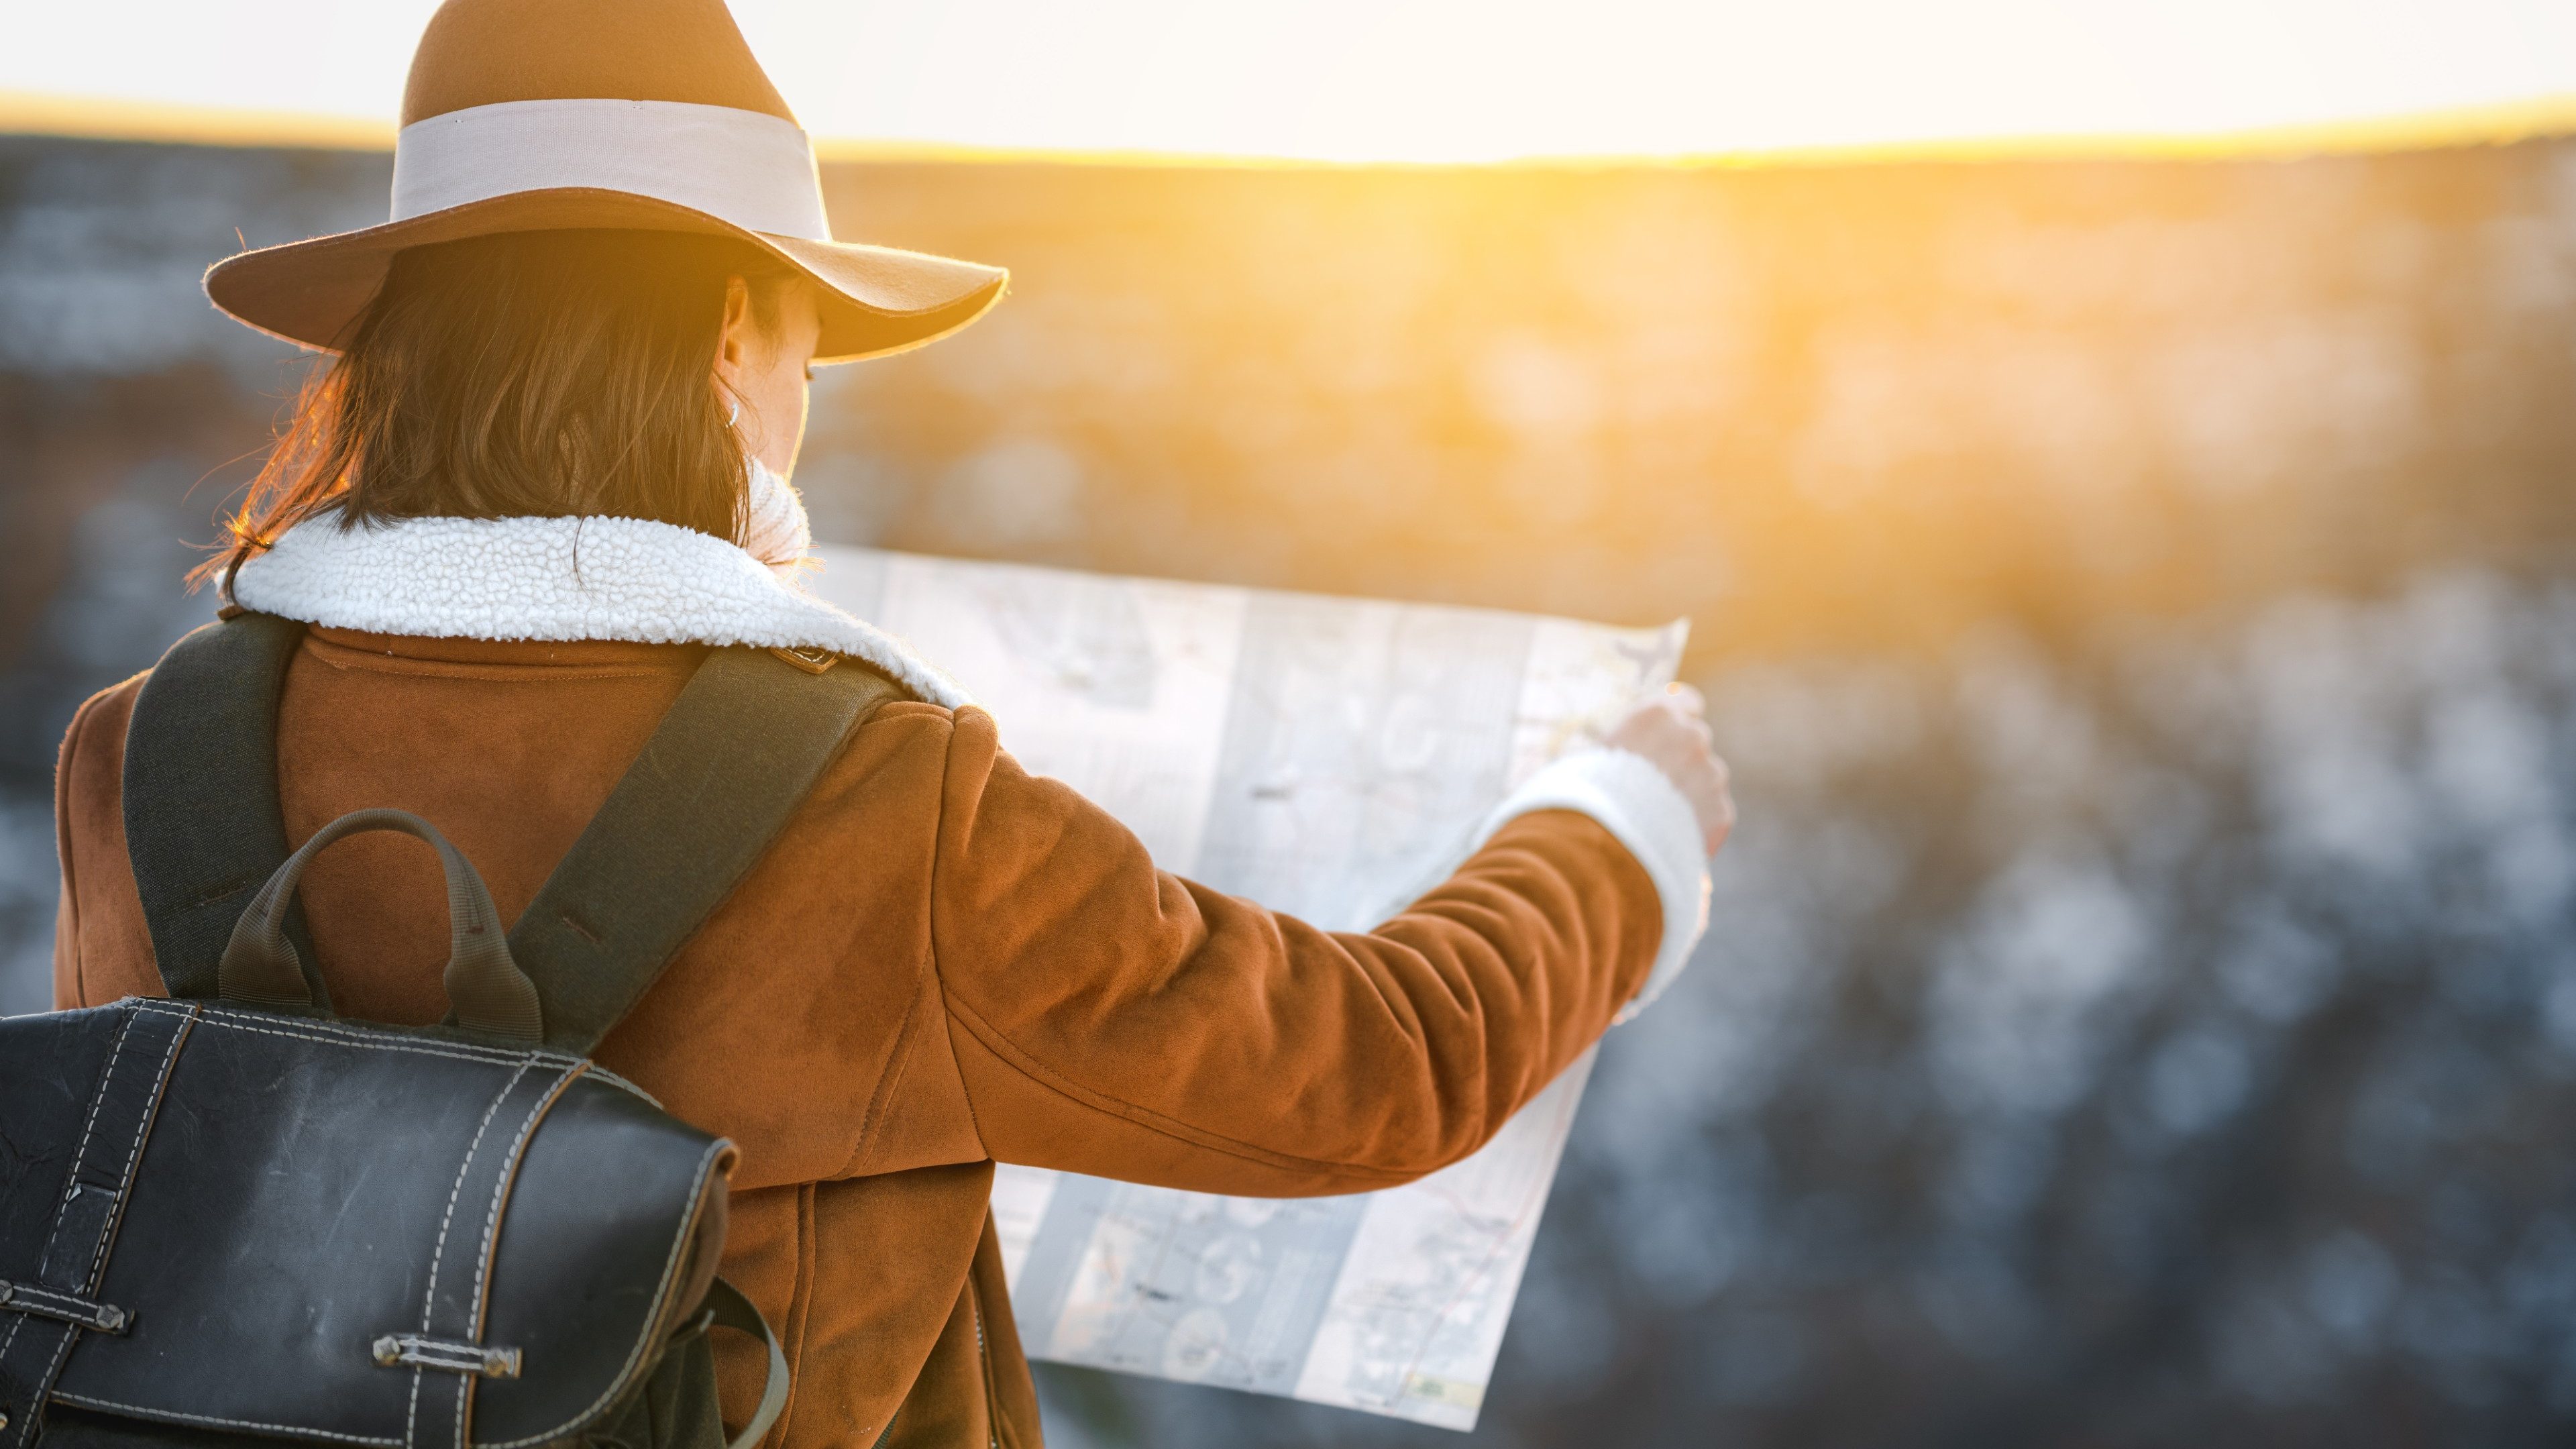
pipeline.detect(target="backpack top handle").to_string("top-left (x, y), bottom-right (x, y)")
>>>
top-left (220, 807), bottom-right (545, 1042)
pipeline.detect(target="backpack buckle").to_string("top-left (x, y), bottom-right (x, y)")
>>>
top-left (370, 1334), bottom-right (523, 1378)
top-left (767, 646), bottom-right (838, 676)
top-left (0, 1278), bottom-right (131, 1334)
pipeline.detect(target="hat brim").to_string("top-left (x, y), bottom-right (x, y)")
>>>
top-left (202, 189), bottom-right (1008, 365)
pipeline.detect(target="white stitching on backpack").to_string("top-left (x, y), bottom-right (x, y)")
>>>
top-left (32, 1012), bottom-right (133, 1286)
top-left (472, 1138), bottom-right (734, 1449)
top-left (409, 1063), bottom-right (531, 1449)
top-left (1, 1008), bottom-right (140, 1402)
top-left (455, 1064), bottom-right (581, 1449)
top-left (447, 1377), bottom-right (469, 1449)
top-left (48, 1389), bottom-right (405, 1446)
top-left (401, 1348), bottom-right (425, 1449)
top-left (465, 1065), bottom-right (584, 1347)
top-left (74, 1008), bottom-right (195, 1293)
top-left (8, 1008), bottom-right (197, 1449)
top-left (81, 1003), bottom-right (712, 1449)
top-left (131, 1002), bottom-right (570, 1071)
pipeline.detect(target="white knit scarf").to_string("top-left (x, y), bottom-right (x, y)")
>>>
top-left (739, 456), bottom-right (812, 574)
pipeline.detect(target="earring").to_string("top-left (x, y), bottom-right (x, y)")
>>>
top-left (726, 398), bottom-right (742, 429)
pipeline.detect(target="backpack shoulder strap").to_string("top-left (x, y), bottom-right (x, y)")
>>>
top-left (510, 647), bottom-right (909, 1055)
top-left (121, 610), bottom-right (330, 1006)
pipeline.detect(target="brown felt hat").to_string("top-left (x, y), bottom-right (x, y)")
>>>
top-left (204, 0), bottom-right (1006, 364)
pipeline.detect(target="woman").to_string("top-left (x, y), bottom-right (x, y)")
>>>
top-left (49, 2), bottom-right (1734, 1446)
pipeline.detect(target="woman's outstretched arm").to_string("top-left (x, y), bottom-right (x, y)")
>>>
top-left (924, 701), bottom-right (1718, 1197)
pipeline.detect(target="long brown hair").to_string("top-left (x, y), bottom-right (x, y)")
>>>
top-left (201, 228), bottom-right (797, 593)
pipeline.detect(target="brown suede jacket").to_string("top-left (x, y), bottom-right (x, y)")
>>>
top-left (52, 627), bottom-right (1667, 1448)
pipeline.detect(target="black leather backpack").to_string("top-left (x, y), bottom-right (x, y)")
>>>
top-left (0, 614), bottom-right (905, 1449)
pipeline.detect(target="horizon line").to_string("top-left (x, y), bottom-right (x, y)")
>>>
top-left (1, 87), bottom-right (2572, 170)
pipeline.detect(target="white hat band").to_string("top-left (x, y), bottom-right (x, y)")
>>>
top-left (390, 98), bottom-right (832, 241)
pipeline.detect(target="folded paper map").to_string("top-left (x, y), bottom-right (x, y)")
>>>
top-left (807, 547), bottom-right (1686, 1430)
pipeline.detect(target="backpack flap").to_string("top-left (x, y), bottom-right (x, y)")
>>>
top-left (3, 999), bottom-right (733, 1449)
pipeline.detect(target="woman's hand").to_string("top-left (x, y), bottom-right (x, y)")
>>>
top-left (1607, 684), bottom-right (1736, 857)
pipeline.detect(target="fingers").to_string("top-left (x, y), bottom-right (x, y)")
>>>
top-left (1603, 684), bottom-right (1738, 857)
top-left (1616, 685), bottom-right (1707, 733)
top-left (1658, 688), bottom-right (1731, 855)
top-left (1650, 692), bottom-right (1715, 747)
top-left (1610, 692), bottom-right (1717, 760)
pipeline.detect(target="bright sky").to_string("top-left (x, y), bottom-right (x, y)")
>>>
top-left (3, 0), bottom-right (2573, 160)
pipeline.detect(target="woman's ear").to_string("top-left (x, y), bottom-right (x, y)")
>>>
top-left (713, 275), bottom-right (756, 390)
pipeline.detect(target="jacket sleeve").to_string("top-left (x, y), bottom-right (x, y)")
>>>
top-left (927, 705), bottom-right (1706, 1197)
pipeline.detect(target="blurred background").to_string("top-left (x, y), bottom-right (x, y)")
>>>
top-left (5, 3), bottom-right (2576, 1445)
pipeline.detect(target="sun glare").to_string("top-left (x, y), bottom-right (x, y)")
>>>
top-left (1, 0), bottom-right (2572, 161)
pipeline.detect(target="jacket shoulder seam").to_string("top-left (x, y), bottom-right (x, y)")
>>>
top-left (833, 949), bottom-right (938, 1179)
top-left (920, 708), bottom-right (997, 1164)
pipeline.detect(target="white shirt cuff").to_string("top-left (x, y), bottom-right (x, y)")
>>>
top-left (1471, 747), bottom-right (1712, 1022)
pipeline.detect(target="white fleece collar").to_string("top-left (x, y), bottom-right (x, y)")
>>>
top-left (229, 513), bottom-right (970, 708)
